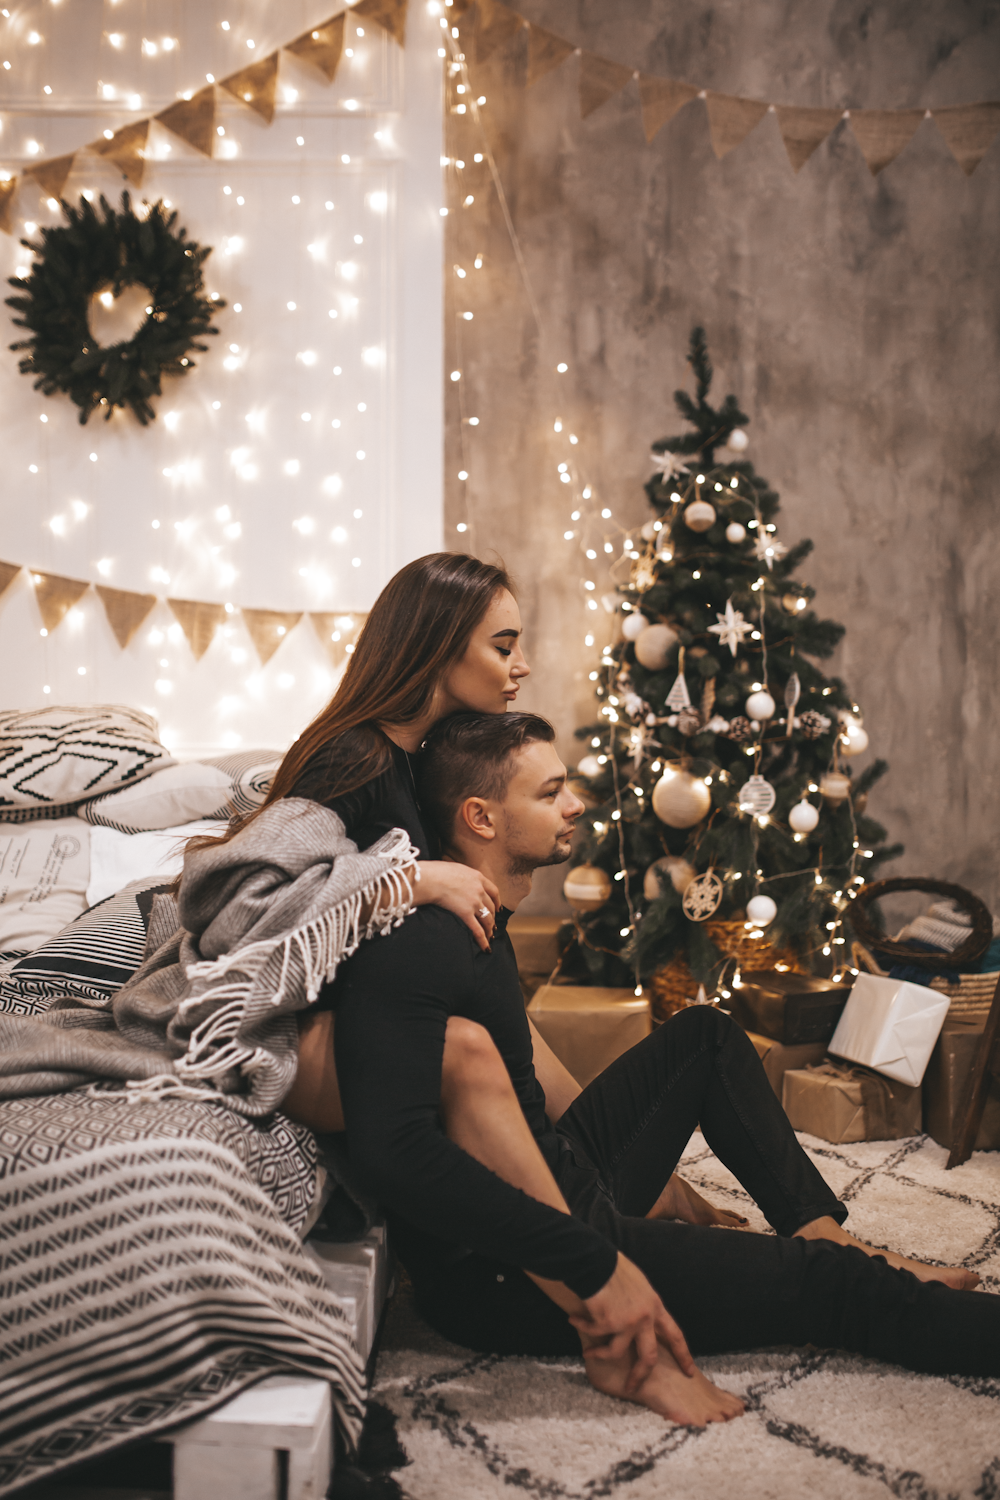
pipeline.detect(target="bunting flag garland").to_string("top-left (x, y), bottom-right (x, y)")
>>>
top-left (167, 599), bottom-right (228, 661)
top-left (579, 53), bottom-right (633, 120)
top-left (638, 76), bottom-right (699, 144)
top-left (309, 612), bottom-right (365, 669)
top-left (242, 609), bottom-right (304, 666)
top-left (92, 121), bottom-right (150, 188)
top-left (220, 54), bottom-right (281, 125)
top-left (476, 0), bottom-right (524, 65)
top-left (155, 85), bottom-right (218, 158)
top-left (0, 561), bottom-right (20, 601)
top-left (26, 155), bottom-right (76, 199)
top-left (932, 101), bottom-right (1000, 176)
top-left (526, 24), bottom-right (576, 88)
top-left (31, 571), bottom-right (89, 632)
top-left (95, 585), bottom-right (157, 649)
top-left (705, 94), bottom-right (770, 160)
top-left (353, 0), bottom-right (408, 46)
top-left (285, 14), bottom-right (347, 82)
top-left (848, 108), bottom-right (926, 175)
top-left (773, 104), bottom-right (844, 172)
top-left (0, 178), bottom-right (16, 234)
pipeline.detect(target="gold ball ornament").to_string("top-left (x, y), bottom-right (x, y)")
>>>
top-left (684, 499), bottom-right (716, 532)
top-left (651, 768), bottom-right (712, 828)
top-left (563, 864), bottom-right (613, 912)
top-left (634, 622), bottom-right (679, 671)
top-left (819, 771), bottom-right (852, 803)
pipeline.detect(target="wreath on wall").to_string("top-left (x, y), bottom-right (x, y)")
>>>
top-left (5, 192), bottom-right (224, 425)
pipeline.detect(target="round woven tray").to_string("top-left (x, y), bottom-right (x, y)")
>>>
top-left (849, 876), bottom-right (992, 971)
top-left (851, 939), bottom-right (999, 1021)
top-left (649, 919), bottom-right (803, 1023)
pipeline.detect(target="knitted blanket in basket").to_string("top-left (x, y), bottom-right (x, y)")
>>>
top-left (0, 797), bottom-right (418, 1114)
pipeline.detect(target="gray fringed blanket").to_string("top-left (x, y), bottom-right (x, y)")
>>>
top-left (0, 797), bottom-right (418, 1114)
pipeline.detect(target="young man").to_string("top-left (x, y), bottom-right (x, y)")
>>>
top-left (331, 712), bottom-right (997, 1424)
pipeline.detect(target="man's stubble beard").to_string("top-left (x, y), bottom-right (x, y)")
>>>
top-left (504, 823), bottom-right (575, 881)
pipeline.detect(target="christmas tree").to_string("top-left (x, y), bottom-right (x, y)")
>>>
top-left (565, 328), bottom-right (902, 1001)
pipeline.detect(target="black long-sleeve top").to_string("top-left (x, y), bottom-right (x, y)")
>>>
top-left (331, 904), bottom-right (618, 1301)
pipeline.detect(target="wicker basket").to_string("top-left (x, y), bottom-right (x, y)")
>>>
top-left (649, 920), bottom-right (803, 1023)
top-left (851, 941), bottom-right (999, 1021)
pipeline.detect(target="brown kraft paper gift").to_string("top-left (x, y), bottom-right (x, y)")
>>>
top-left (746, 1030), bottom-right (828, 1100)
top-left (527, 984), bottom-right (651, 1088)
top-left (923, 1018), bottom-right (1000, 1152)
top-left (782, 1060), bottom-right (922, 1144)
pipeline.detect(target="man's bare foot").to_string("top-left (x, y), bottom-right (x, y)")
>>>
top-left (647, 1172), bottom-right (749, 1230)
top-left (793, 1215), bottom-right (981, 1290)
top-left (584, 1341), bottom-right (745, 1426)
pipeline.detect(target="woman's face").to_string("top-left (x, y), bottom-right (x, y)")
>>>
top-left (439, 589), bottom-right (530, 715)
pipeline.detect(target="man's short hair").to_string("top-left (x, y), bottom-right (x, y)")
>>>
top-left (416, 711), bottom-right (556, 843)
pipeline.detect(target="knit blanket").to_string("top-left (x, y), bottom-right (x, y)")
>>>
top-left (0, 797), bottom-right (418, 1114)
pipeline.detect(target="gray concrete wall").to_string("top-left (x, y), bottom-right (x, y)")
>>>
top-left (444, 0), bottom-right (1000, 917)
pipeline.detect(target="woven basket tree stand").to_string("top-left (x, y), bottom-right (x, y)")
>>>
top-left (649, 919), bottom-right (803, 1023)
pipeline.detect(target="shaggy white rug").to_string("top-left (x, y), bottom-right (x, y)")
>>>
top-left (373, 1132), bottom-right (1000, 1500)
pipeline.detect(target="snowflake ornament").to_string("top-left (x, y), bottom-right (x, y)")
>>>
top-left (682, 871), bottom-right (724, 922)
top-left (753, 532), bottom-right (789, 571)
top-left (649, 449), bottom-right (691, 480)
top-left (708, 599), bottom-right (753, 656)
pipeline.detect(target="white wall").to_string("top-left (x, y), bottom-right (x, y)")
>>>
top-left (0, 0), bottom-right (442, 757)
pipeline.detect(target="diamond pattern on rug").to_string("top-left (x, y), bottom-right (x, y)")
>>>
top-left (373, 1133), bottom-right (1000, 1499)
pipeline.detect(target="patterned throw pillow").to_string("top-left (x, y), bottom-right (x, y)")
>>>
top-left (0, 877), bottom-right (176, 1016)
top-left (0, 706), bottom-right (174, 821)
top-left (0, 818), bottom-right (91, 953)
top-left (79, 749), bottom-right (282, 832)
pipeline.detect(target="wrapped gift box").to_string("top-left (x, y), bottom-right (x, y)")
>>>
top-left (744, 1030), bottom-right (828, 1100)
top-left (923, 1018), bottom-right (1000, 1153)
top-left (728, 971), bottom-right (851, 1046)
top-left (527, 984), bottom-right (651, 1087)
top-left (508, 916), bottom-right (571, 999)
top-left (828, 972), bottom-right (949, 1086)
top-left (782, 1061), bottom-right (922, 1144)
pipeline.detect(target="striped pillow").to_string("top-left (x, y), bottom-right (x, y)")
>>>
top-left (0, 878), bottom-right (176, 1016)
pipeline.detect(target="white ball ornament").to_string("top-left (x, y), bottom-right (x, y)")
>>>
top-left (727, 428), bottom-right (749, 452)
top-left (563, 864), bottom-right (613, 912)
top-left (640, 520), bottom-right (658, 541)
top-left (576, 755), bottom-right (603, 780)
top-left (621, 610), bottom-right (647, 641)
top-left (840, 723), bottom-right (869, 757)
top-left (788, 799), bottom-right (820, 833)
top-left (725, 521), bottom-right (746, 543)
top-left (634, 622), bottom-right (679, 671)
top-left (745, 690), bottom-right (776, 721)
top-left (684, 500), bottom-right (716, 533)
top-left (746, 894), bottom-right (777, 926)
top-left (651, 768), bottom-right (712, 828)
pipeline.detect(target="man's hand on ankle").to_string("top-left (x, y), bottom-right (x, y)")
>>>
top-left (569, 1252), bottom-right (695, 1393)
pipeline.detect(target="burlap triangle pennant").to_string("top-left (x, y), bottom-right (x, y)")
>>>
top-left (95, 585), bottom-right (157, 649)
top-left (167, 598), bottom-right (226, 661)
top-left (92, 120), bottom-right (150, 187)
top-left (26, 154), bottom-right (75, 199)
top-left (579, 52), bottom-right (633, 119)
top-left (705, 94), bottom-right (769, 159)
top-left (31, 571), bottom-right (89, 632)
top-left (848, 108), bottom-right (925, 174)
top-left (773, 104), bottom-right (844, 172)
top-left (352, 0), bottom-right (408, 47)
top-left (0, 177), bottom-right (18, 236)
top-left (221, 53), bottom-right (280, 124)
top-left (309, 612), bottom-right (366, 669)
top-left (476, 0), bottom-right (524, 64)
top-left (638, 75), bottom-right (698, 143)
top-left (285, 13), bottom-right (346, 81)
top-left (242, 608), bottom-right (303, 666)
top-left (931, 101), bottom-right (1000, 176)
top-left (526, 24), bottom-right (574, 87)
top-left (0, 560), bottom-right (20, 600)
top-left (156, 86), bottom-right (216, 157)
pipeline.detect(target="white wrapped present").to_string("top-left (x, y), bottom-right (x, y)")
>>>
top-left (828, 972), bottom-right (950, 1086)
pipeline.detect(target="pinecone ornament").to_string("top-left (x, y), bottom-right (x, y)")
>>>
top-left (798, 710), bottom-right (832, 740)
top-left (677, 706), bottom-right (702, 737)
top-left (727, 715), bottom-right (755, 744)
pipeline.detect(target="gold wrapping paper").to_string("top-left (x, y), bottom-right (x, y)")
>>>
top-left (782, 1061), bottom-right (922, 1144)
top-left (528, 985), bottom-right (651, 1088)
top-left (923, 1018), bottom-right (1000, 1152)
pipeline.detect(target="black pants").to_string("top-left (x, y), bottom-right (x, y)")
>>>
top-left (412, 1007), bottom-right (1000, 1377)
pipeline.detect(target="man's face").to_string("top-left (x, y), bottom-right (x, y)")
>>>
top-left (498, 740), bottom-right (586, 873)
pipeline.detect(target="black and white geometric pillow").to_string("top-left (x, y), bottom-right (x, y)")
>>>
top-left (79, 749), bottom-right (282, 832)
top-left (0, 705), bottom-right (173, 821)
top-left (0, 877), bottom-right (177, 1016)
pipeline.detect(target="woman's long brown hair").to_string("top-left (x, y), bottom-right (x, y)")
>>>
top-left (195, 552), bottom-right (513, 850)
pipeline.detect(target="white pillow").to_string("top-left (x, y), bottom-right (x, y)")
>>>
top-left (86, 821), bottom-right (229, 908)
top-left (0, 705), bottom-right (173, 820)
top-left (80, 749), bottom-right (282, 832)
top-left (0, 817), bottom-right (90, 953)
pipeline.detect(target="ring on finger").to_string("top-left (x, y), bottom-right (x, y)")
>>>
top-left (477, 906), bottom-right (491, 919)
